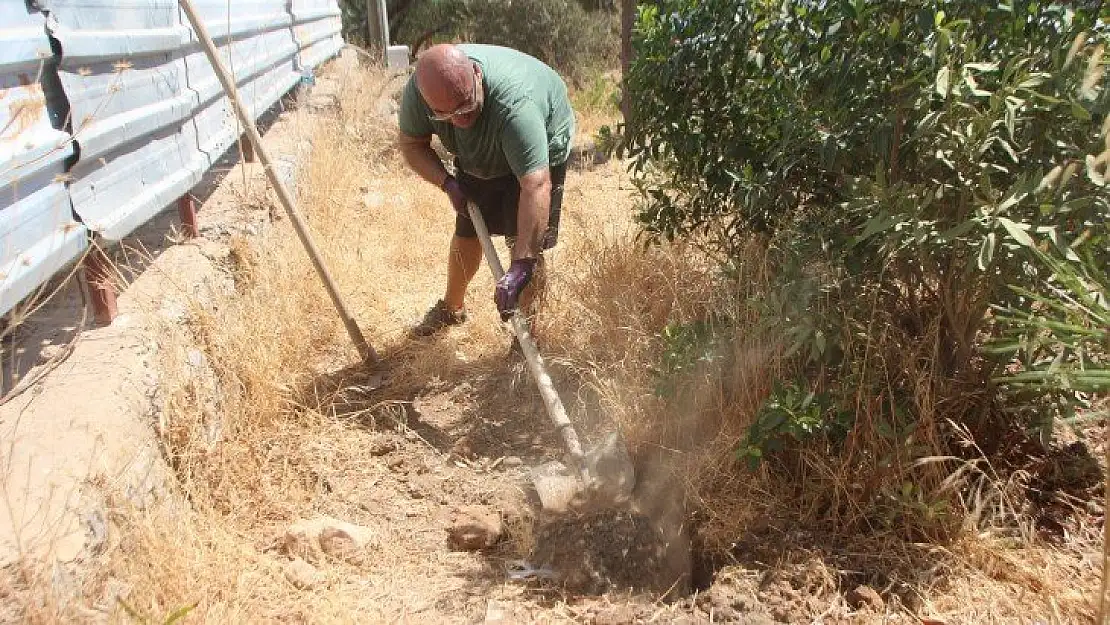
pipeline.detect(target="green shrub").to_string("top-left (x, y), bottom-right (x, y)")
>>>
top-left (381, 0), bottom-right (619, 81)
top-left (626, 0), bottom-right (1108, 430)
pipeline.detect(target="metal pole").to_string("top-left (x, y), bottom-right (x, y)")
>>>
top-left (179, 0), bottom-right (379, 365)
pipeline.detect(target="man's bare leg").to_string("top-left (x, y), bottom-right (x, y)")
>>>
top-left (446, 235), bottom-right (482, 312)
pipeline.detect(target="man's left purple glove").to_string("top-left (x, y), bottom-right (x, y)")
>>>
top-left (495, 258), bottom-right (537, 321)
top-left (441, 175), bottom-right (469, 217)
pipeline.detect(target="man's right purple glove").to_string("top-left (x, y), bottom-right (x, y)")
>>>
top-left (495, 258), bottom-right (536, 321)
top-left (441, 175), bottom-right (469, 217)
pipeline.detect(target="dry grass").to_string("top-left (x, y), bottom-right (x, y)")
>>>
top-left (4, 54), bottom-right (1096, 624)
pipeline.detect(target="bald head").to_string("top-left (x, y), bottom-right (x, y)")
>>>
top-left (415, 44), bottom-right (483, 127)
top-left (416, 45), bottom-right (474, 108)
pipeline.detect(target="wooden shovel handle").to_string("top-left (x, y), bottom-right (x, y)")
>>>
top-left (465, 203), bottom-right (589, 481)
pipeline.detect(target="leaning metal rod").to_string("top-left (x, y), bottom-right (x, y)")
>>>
top-left (465, 202), bottom-right (590, 484)
top-left (179, 0), bottom-right (378, 364)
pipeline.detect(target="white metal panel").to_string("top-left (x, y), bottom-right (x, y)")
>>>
top-left (290, 0), bottom-right (342, 71)
top-left (0, 0), bottom-right (343, 314)
top-left (0, 0), bottom-right (85, 317)
top-left (180, 0), bottom-right (299, 165)
top-left (41, 0), bottom-right (205, 240)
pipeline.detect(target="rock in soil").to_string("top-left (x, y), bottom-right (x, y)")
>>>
top-left (451, 436), bottom-right (475, 459)
top-left (447, 506), bottom-right (503, 551)
top-left (530, 507), bottom-right (689, 595)
top-left (282, 516), bottom-right (376, 565)
top-left (284, 558), bottom-right (323, 589)
top-left (368, 437), bottom-right (397, 456)
top-left (847, 585), bottom-right (884, 611)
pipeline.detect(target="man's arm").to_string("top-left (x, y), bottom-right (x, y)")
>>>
top-left (514, 167), bottom-right (552, 260)
top-left (398, 132), bottom-right (450, 188)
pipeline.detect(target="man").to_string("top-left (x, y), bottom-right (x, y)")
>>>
top-left (397, 43), bottom-right (575, 341)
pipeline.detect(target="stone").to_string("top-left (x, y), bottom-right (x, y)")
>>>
top-left (368, 438), bottom-right (396, 456)
top-left (483, 599), bottom-right (511, 623)
top-left (847, 585), bottom-right (884, 611)
top-left (451, 436), bottom-right (475, 459)
top-left (447, 506), bottom-right (502, 551)
top-left (501, 456), bottom-right (523, 468)
top-left (386, 456), bottom-right (404, 471)
top-left (283, 516), bottom-right (376, 565)
top-left (284, 558), bottom-right (322, 589)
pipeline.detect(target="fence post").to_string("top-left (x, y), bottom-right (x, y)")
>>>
top-left (178, 194), bottom-right (199, 238)
top-left (84, 247), bottom-right (117, 325)
top-left (366, 0), bottom-right (388, 59)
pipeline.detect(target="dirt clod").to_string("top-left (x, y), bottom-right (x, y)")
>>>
top-left (282, 516), bottom-right (376, 565)
top-left (447, 506), bottom-right (503, 551)
top-left (530, 508), bottom-right (687, 595)
top-left (847, 585), bottom-right (884, 611)
top-left (451, 436), bottom-right (475, 459)
top-left (368, 437), bottom-right (397, 456)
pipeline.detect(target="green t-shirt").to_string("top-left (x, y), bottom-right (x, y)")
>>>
top-left (399, 44), bottom-right (575, 180)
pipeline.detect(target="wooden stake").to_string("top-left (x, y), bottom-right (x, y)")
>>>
top-left (179, 0), bottom-right (378, 364)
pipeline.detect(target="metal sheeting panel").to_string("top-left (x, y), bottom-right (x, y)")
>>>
top-left (0, 0), bottom-right (342, 316)
top-left (182, 0), bottom-right (299, 165)
top-left (291, 0), bottom-right (342, 71)
top-left (40, 0), bottom-right (208, 240)
top-left (0, 0), bottom-right (86, 316)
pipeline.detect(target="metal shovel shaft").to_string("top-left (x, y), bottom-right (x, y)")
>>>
top-left (465, 203), bottom-right (590, 484)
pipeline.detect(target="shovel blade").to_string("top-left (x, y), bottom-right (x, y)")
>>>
top-left (530, 461), bottom-right (581, 513)
top-left (530, 432), bottom-right (636, 513)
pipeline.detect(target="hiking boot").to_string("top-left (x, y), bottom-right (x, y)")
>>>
top-left (412, 299), bottom-right (467, 337)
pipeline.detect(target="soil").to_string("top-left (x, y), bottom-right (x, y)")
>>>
top-left (529, 507), bottom-right (686, 595)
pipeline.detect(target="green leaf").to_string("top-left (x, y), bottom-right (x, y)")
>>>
top-left (935, 67), bottom-right (951, 96)
top-left (1071, 101), bottom-right (1092, 121)
top-left (934, 10), bottom-right (945, 27)
top-left (888, 18), bottom-right (900, 39)
top-left (821, 46), bottom-right (831, 63)
top-left (165, 604), bottom-right (199, 625)
top-left (998, 216), bottom-right (1035, 247)
top-left (979, 232), bottom-right (996, 270)
top-left (963, 71), bottom-right (991, 97)
top-left (1018, 74), bottom-right (1047, 89)
top-left (999, 192), bottom-right (1024, 212)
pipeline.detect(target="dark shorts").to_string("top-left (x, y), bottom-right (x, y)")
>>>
top-left (454, 162), bottom-right (567, 250)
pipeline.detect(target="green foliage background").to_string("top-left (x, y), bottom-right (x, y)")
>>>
top-left (625, 0), bottom-right (1109, 500)
top-left (340, 0), bottom-right (619, 81)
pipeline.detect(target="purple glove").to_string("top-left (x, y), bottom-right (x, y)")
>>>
top-left (441, 175), bottom-right (468, 217)
top-left (495, 258), bottom-right (536, 321)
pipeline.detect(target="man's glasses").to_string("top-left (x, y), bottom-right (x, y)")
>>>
top-left (429, 65), bottom-right (480, 122)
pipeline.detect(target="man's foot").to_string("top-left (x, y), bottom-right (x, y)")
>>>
top-left (412, 299), bottom-right (467, 337)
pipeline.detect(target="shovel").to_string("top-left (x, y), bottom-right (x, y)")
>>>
top-left (466, 202), bottom-right (635, 512)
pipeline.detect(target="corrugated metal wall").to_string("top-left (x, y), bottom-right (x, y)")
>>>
top-left (0, 0), bottom-right (343, 316)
